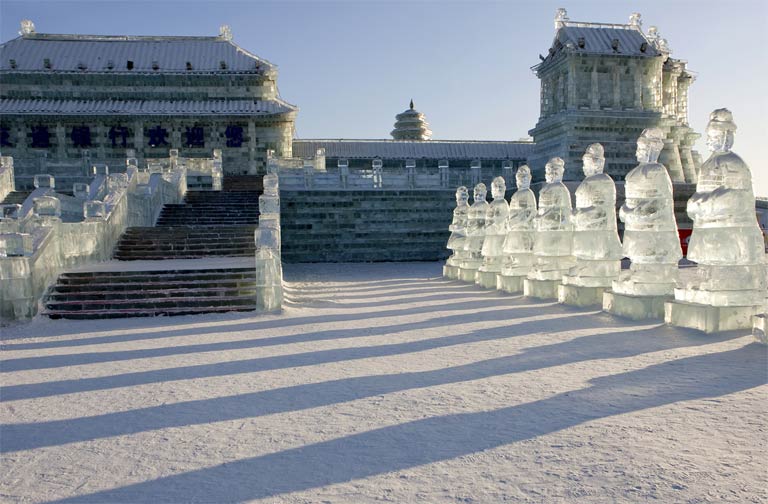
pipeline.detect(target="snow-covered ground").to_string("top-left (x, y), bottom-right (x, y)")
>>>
top-left (1, 262), bottom-right (766, 503)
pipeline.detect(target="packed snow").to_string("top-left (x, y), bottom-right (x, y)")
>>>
top-left (1, 262), bottom-right (766, 503)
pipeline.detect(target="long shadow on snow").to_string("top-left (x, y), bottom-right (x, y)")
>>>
top-left (1, 324), bottom-right (748, 453)
top-left (1, 308), bottom-right (595, 402)
top-left (48, 345), bottom-right (767, 503)
top-left (0, 298), bottom-right (544, 356)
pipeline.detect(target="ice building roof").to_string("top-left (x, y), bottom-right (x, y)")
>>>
top-left (293, 139), bottom-right (533, 160)
top-left (0, 98), bottom-right (296, 116)
top-left (0, 22), bottom-right (275, 74)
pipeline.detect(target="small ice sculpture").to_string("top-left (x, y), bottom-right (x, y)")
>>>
top-left (444, 186), bottom-right (470, 279)
top-left (459, 183), bottom-right (489, 281)
top-left (563, 143), bottom-right (622, 287)
top-left (528, 157), bottom-right (574, 281)
top-left (477, 177), bottom-right (510, 286)
top-left (613, 128), bottom-right (681, 296)
top-left (259, 173), bottom-right (280, 217)
top-left (675, 109), bottom-right (766, 306)
top-left (498, 165), bottom-right (537, 292)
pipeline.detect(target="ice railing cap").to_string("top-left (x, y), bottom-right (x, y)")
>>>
top-left (708, 108), bottom-right (737, 132)
top-left (263, 173), bottom-right (279, 194)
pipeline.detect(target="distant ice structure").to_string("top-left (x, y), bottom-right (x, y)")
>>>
top-left (498, 165), bottom-right (536, 293)
top-left (459, 183), bottom-right (488, 282)
top-left (613, 128), bottom-right (681, 297)
top-left (443, 186), bottom-right (470, 279)
top-left (666, 109), bottom-right (767, 333)
top-left (525, 157), bottom-right (574, 298)
top-left (563, 144), bottom-right (622, 286)
top-left (477, 177), bottom-right (509, 288)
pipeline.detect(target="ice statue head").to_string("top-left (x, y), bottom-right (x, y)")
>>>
top-left (582, 143), bottom-right (605, 177)
top-left (705, 108), bottom-right (737, 153)
top-left (455, 186), bottom-right (469, 206)
top-left (515, 165), bottom-right (532, 190)
top-left (544, 157), bottom-right (565, 183)
top-left (636, 128), bottom-right (665, 163)
top-left (473, 182), bottom-right (487, 204)
top-left (491, 176), bottom-right (506, 199)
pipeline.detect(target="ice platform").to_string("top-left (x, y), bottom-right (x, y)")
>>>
top-left (524, 278), bottom-right (559, 300)
top-left (558, 284), bottom-right (607, 308)
top-left (497, 274), bottom-right (525, 294)
top-left (602, 290), bottom-right (669, 320)
top-left (476, 270), bottom-right (499, 289)
top-left (665, 300), bottom-right (762, 334)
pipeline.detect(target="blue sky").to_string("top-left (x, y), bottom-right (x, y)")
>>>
top-left (2, 0), bottom-right (767, 193)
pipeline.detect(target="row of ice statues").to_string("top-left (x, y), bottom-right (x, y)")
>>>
top-left (444, 109), bottom-right (767, 333)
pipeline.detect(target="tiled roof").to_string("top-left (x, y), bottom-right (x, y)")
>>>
top-left (557, 25), bottom-right (659, 57)
top-left (0, 98), bottom-right (297, 116)
top-left (0, 34), bottom-right (274, 73)
top-left (293, 139), bottom-right (533, 160)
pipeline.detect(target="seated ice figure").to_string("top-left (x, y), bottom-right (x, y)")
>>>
top-left (613, 128), bottom-right (682, 296)
top-left (444, 186), bottom-right (470, 276)
top-left (564, 143), bottom-right (623, 287)
top-left (676, 109), bottom-right (766, 306)
top-left (459, 183), bottom-right (489, 278)
top-left (479, 177), bottom-right (510, 275)
top-left (500, 165), bottom-right (536, 277)
top-left (528, 157), bottom-right (575, 281)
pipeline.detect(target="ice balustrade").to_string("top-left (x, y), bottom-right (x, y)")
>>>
top-left (273, 150), bottom-right (519, 191)
top-left (0, 157), bottom-right (188, 322)
top-left (254, 173), bottom-right (283, 312)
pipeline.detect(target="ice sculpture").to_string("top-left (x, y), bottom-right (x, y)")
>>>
top-left (525, 157), bottom-right (574, 299)
top-left (560, 144), bottom-right (622, 306)
top-left (443, 186), bottom-right (470, 279)
top-left (604, 128), bottom-right (681, 319)
top-left (458, 183), bottom-right (489, 282)
top-left (498, 165), bottom-right (536, 293)
top-left (477, 177), bottom-right (510, 288)
top-left (665, 109), bottom-right (767, 332)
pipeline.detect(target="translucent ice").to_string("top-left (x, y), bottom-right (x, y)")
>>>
top-left (676, 109), bottom-right (766, 306)
top-left (501, 165), bottom-right (536, 277)
top-left (528, 157), bottom-right (575, 281)
top-left (461, 183), bottom-right (489, 271)
top-left (613, 128), bottom-right (682, 296)
top-left (479, 177), bottom-right (510, 273)
top-left (564, 144), bottom-right (622, 287)
top-left (445, 186), bottom-right (470, 270)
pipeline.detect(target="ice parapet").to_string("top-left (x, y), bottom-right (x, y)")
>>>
top-left (528, 157), bottom-right (574, 281)
top-left (479, 177), bottom-right (509, 274)
top-left (460, 183), bottom-right (489, 273)
top-left (500, 165), bottom-right (536, 277)
top-left (445, 186), bottom-right (470, 272)
top-left (563, 144), bottom-right (622, 287)
top-left (675, 109), bottom-right (766, 306)
top-left (613, 128), bottom-right (682, 296)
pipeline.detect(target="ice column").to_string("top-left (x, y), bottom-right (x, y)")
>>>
top-left (498, 165), bottom-right (536, 294)
top-left (443, 186), bottom-right (470, 280)
top-left (459, 183), bottom-right (489, 282)
top-left (477, 177), bottom-right (510, 288)
top-left (559, 144), bottom-right (623, 306)
top-left (665, 109), bottom-right (767, 333)
top-left (525, 157), bottom-right (574, 299)
top-left (604, 128), bottom-right (682, 319)
top-left (255, 173), bottom-right (282, 311)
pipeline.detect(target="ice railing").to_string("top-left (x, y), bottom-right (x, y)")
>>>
top-left (0, 156), bottom-right (187, 322)
top-left (254, 173), bottom-right (282, 312)
top-left (0, 156), bottom-right (14, 204)
top-left (146, 149), bottom-right (222, 191)
top-left (272, 152), bottom-right (519, 191)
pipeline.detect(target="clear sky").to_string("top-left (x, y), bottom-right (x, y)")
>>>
top-left (2, 0), bottom-right (767, 193)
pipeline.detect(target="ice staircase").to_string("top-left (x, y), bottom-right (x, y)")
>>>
top-left (1, 190), bottom-right (32, 205)
top-left (42, 176), bottom-right (265, 319)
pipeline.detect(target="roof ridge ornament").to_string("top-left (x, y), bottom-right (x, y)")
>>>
top-left (629, 12), bottom-right (642, 29)
top-left (554, 8), bottom-right (569, 30)
top-left (219, 24), bottom-right (232, 41)
top-left (410, 99), bottom-right (414, 110)
top-left (20, 20), bottom-right (35, 36)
